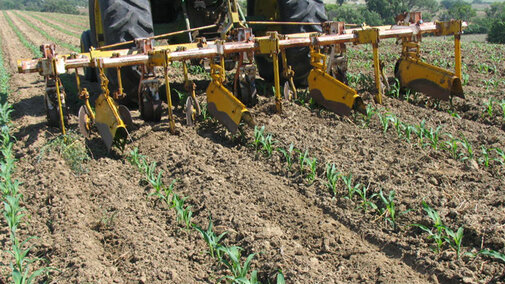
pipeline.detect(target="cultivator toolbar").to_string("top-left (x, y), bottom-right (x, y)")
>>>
top-left (17, 12), bottom-right (466, 151)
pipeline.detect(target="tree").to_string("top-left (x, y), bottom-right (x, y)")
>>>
top-left (336, 0), bottom-right (346, 6)
top-left (487, 2), bottom-right (505, 43)
top-left (327, 4), bottom-right (383, 26)
top-left (440, 0), bottom-right (476, 21)
top-left (365, 0), bottom-right (438, 24)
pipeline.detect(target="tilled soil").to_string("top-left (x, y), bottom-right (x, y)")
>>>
top-left (1, 10), bottom-right (504, 283)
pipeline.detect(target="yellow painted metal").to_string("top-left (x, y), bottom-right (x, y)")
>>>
top-left (435, 20), bottom-right (463, 36)
top-left (163, 51), bottom-right (176, 134)
top-left (396, 57), bottom-right (463, 100)
top-left (372, 44), bottom-right (382, 104)
top-left (52, 59), bottom-right (66, 135)
top-left (258, 32), bottom-right (282, 112)
top-left (308, 48), bottom-right (361, 116)
top-left (116, 67), bottom-right (124, 98)
top-left (94, 0), bottom-right (104, 47)
top-left (95, 68), bottom-right (128, 150)
top-left (206, 64), bottom-right (252, 133)
top-left (455, 34), bottom-right (461, 79)
top-left (353, 28), bottom-right (383, 103)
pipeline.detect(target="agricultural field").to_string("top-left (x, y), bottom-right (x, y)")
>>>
top-left (0, 9), bottom-right (505, 283)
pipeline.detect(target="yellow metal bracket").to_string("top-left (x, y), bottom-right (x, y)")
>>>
top-left (162, 50), bottom-right (176, 134)
top-left (353, 28), bottom-right (383, 104)
top-left (51, 58), bottom-right (66, 136)
top-left (257, 32), bottom-right (282, 112)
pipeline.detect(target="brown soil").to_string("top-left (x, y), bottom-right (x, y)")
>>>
top-left (1, 11), bottom-right (504, 284)
top-left (27, 11), bottom-right (84, 36)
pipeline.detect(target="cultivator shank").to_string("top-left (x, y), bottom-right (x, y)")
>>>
top-left (17, 13), bottom-right (467, 150)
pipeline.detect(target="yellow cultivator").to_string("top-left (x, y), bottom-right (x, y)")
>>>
top-left (17, 11), bottom-right (467, 151)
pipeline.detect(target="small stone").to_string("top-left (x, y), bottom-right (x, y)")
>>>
top-left (429, 177), bottom-right (439, 186)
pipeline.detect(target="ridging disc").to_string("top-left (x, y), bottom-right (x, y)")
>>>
top-left (118, 105), bottom-right (133, 129)
top-left (78, 105), bottom-right (91, 139)
top-left (185, 96), bottom-right (196, 126)
top-left (283, 81), bottom-right (293, 101)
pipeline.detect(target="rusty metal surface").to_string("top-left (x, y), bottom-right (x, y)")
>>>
top-left (78, 105), bottom-right (91, 139)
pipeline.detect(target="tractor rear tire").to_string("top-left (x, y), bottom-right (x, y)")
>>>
top-left (80, 30), bottom-right (97, 82)
top-left (251, 0), bottom-right (327, 87)
top-left (98, 0), bottom-right (154, 105)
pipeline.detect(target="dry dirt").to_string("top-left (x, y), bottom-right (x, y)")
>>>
top-left (0, 10), bottom-right (504, 284)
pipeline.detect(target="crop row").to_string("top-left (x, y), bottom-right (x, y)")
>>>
top-left (12, 11), bottom-right (79, 53)
top-left (27, 12), bottom-right (80, 39)
top-left (0, 32), bottom-right (52, 283)
top-left (3, 11), bottom-right (42, 57)
top-left (251, 125), bottom-right (505, 266)
top-left (33, 11), bottom-right (88, 31)
top-left (127, 148), bottom-right (285, 283)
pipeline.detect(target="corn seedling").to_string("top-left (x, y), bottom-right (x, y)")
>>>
top-left (425, 125), bottom-right (443, 150)
top-left (447, 109), bottom-right (461, 119)
top-left (414, 120), bottom-right (427, 147)
top-left (493, 148), bottom-right (505, 166)
top-left (403, 124), bottom-right (415, 143)
top-left (442, 135), bottom-right (460, 159)
top-left (387, 115), bottom-right (403, 137)
top-left (277, 143), bottom-right (295, 172)
top-left (341, 173), bottom-right (358, 200)
top-left (479, 146), bottom-right (490, 167)
top-left (412, 201), bottom-right (446, 253)
top-left (355, 184), bottom-right (377, 213)
top-left (378, 189), bottom-right (406, 231)
top-left (172, 193), bottom-right (193, 229)
top-left (361, 104), bottom-right (376, 127)
top-left (499, 99), bottom-right (505, 121)
top-left (482, 98), bottom-right (494, 118)
top-left (253, 126), bottom-right (265, 157)
top-left (472, 249), bottom-right (505, 264)
top-left (307, 157), bottom-right (317, 183)
top-left (260, 133), bottom-right (276, 158)
top-left (218, 246), bottom-right (258, 282)
top-left (200, 102), bottom-right (210, 121)
top-left (297, 149), bottom-right (309, 174)
top-left (387, 78), bottom-right (401, 98)
top-left (193, 215), bottom-right (227, 260)
top-left (445, 226), bottom-right (464, 259)
top-left (325, 163), bottom-right (340, 198)
top-left (377, 112), bottom-right (390, 134)
top-left (458, 136), bottom-right (474, 161)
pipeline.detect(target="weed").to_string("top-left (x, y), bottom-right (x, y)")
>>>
top-left (447, 109), bottom-right (461, 119)
top-left (193, 215), bottom-right (227, 259)
top-left (277, 143), bottom-right (295, 172)
top-left (38, 132), bottom-right (89, 174)
top-left (325, 163), bottom-right (340, 198)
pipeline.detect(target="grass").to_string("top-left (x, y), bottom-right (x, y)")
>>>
top-left (27, 12), bottom-right (80, 38)
top-left (12, 11), bottom-right (79, 53)
top-left (3, 11), bottom-right (42, 57)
